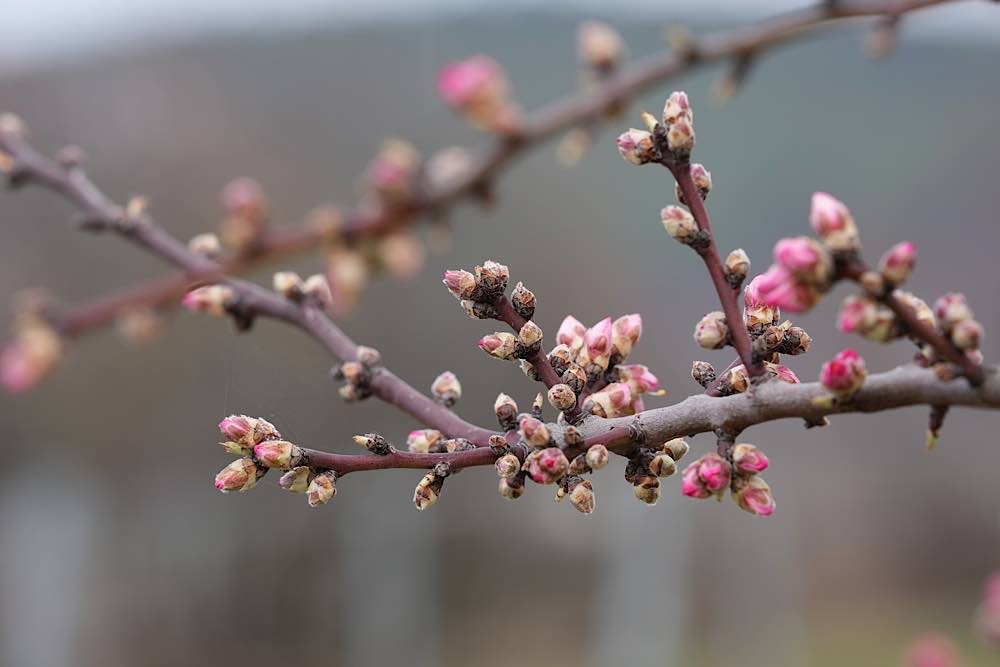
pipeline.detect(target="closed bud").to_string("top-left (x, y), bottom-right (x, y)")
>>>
top-left (895, 290), bottom-right (936, 331)
top-left (460, 299), bottom-right (497, 320)
top-left (731, 443), bottom-right (769, 475)
top-left (219, 414), bottom-right (279, 447)
top-left (633, 474), bottom-right (661, 505)
top-left (510, 282), bottom-right (536, 319)
top-left (443, 269), bottom-right (477, 300)
top-left (820, 348), bottom-right (867, 398)
top-left (188, 233), bottom-right (222, 258)
top-left (498, 474), bottom-right (525, 500)
top-left (640, 111), bottom-right (659, 132)
top-left (413, 470), bottom-right (446, 511)
top-left (778, 326), bottom-right (812, 355)
top-left (355, 345), bottom-right (382, 367)
top-left (616, 128), bottom-right (656, 165)
top-left (302, 274), bottom-right (332, 306)
top-left (278, 466), bottom-right (312, 493)
top-left (727, 365), bottom-right (750, 394)
top-left (253, 440), bottom-right (303, 470)
top-left (611, 313), bottom-right (642, 361)
top-left (682, 453), bottom-right (731, 499)
top-left (616, 364), bottom-right (661, 395)
top-left (307, 471), bottom-right (337, 507)
top-left (662, 438), bottom-right (690, 461)
top-left (436, 54), bottom-right (515, 132)
top-left (649, 452), bottom-right (677, 477)
top-left (725, 248), bottom-right (750, 288)
top-left (272, 271), bottom-right (304, 299)
top-left (532, 392), bottom-right (546, 417)
top-left (662, 90), bottom-right (692, 125)
top-left (563, 425), bottom-right (585, 448)
top-left (585, 444), bottom-right (609, 470)
top-left (495, 453), bottom-right (521, 479)
top-left (182, 284), bottom-right (235, 318)
top-left (933, 293), bottom-right (973, 333)
top-left (810, 191), bottom-right (860, 252)
top-left (479, 332), bottom-right (517, 360)
top-left (666, 117), bottom-right (695, 156)
top-left (879, 241), bottom-right (916, 285)
top-left (694, 311), bottom-right (729, 350)
top-left (568, 478), bottom-right (596, 514)
top-left (431, 371), bottom-right (462, 406)
top-left (660, 205), bottom-right (699, 245)
top-left (773, 236), bottom-right (833, 286)
top-left (337, 361), bottom-right (369, 386)
top-left (475, 260), bottom-right (509, 298)
top-left (586, 382), bottom-right (633, 418)
top-left (366, 138), bottom-right (420, 203)
top-left (561, 364), bottom-right (588, 393)
top-left (407, 429), bottom-right (444, 454)
top-left (548, 344), bottom-right (574, 374)
top-left (732, 475), bottom-right (775, 517)
top-left (548, 383), bottom-right (577, 412)
top-left (568, 453), bottom-right (590, 476)
top-left (584, 317), bottom-right (613, 366)
top-left (690, 163), bottom-right (712, 197)
top-left (518, 320), bottom-right (543, 349)
top-left (557, 315), bottom-right (587, 352)
top-left (214, 458), bottom-right (263, 493)
top-left (445, 438), bottom-right (475, 453)
top-left (577, 20), bottom-right (624, 70)
top-left (519, 359), bottom-right (539, 380)
top-left (353, 433), bottom-right (392, 455)
top-left (691, 361), bottom-right (716, 387)
top-left (860, 270), bottom-right (886, 296)
top-left (524, 447), bottom-right (569, 484)
top-left (494, 393), bottom-right (519, 430)
top-left (489, 434), bottom-right (509, 455)
top-left (837, 294), bottom-right (897, 342)
top-left (519, 416), bottom-right (551, 448)
top-left (743, 275), bottom-right (780, 329)
top-left (951, 318), bottom-right (983, 351)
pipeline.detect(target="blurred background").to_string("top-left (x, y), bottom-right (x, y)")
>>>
top-left (2, 1), bottom-right (999, 665)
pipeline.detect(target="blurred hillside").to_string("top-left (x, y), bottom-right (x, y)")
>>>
top-left (1, 11), bottom-right (999, 667)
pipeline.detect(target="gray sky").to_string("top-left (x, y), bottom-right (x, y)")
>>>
top-left (1, 0), bottom-right (997, 75)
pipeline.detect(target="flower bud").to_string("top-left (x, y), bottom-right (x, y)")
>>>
top-left (253, 440), bottom-right (303, 470)
top-left (519, 415), bottom-right (551, 448)
top-left (278, 466), bottom-right (312, 493)
top-left (336, 360), bottom-right (369, 386)
top-left (307, 471), bottom-right (337, 507)
top-left (214, 458), bottom-right (263, 493)
top-left (666, 117), bottom-right (695, 156)
top-left (724, 248), bottom-right (750, 288)
top-left (494, 393), bottom-right (519, 430)
top-left (585, 382), bottom-right (633, 418)
top-left (837, 294), bottom-right (892, 341)
top-left (632, 474), bottom-right (661, 505)
top-left (690, 361), bottom-right (716, 387)
top-left (489, 434), bottom-right (508, 456)
top-left (693, 311), bottom-right (729, 350)
top-left (649, 452), bottom-right (677, 477)
top-left (690, 163), bottom-right (712, 197)
top-left (498, 474), bottom-right (525, 500)
top-left (548, 344), bottom-right (574, 374)
top-left (583, 317), bottom-right (613, 363)
top-left (444, 438), bottom-right (475, 453)
top-left (810, 191), bottom-right (860, 252)
top-left (611, 313), bottom-right (642, 361)
top-left (895, 290), bottom-right (936, 330)
top-left (616, 364), bottom-right (661, 395)
top-left (519, 359), bottom-right (539, 380)
top-left (436, 54), bottom-right (515, 131)
top-left (302, 274), bottom-right (332, 306)
top-left (727, 365), bottom-right (750, 394)
top-left (879, 241), bottom-right (916, 285)
top-left (563, 425), bottom-right (585, 448)
top-left (568, 452), bottom-right (589, 476)
top-left (414, 469), bottom-right (447, 511)
top-left (366, 138), bottom-right (420, 203)
top-left (560, 364), bottom-right (588, 394)
top-left (820, 348), bottom-right (867, 398)
top-left (219, 414), bottom-right (279, 447)
top-left (326, 246), bottom-right (368, 315)
top-left (557, 315), bottom-right (587, 352)
top-left (495, 453), bottom-right (521, 479)
top-left (662, 91), bottom-right (692, 125)
top-left (474, 260), bottom-right (509, 298)
top-left (188, 233), bottom-right (222, 259)
top-left (182, 284), bottom-right (235, 317)
top-left (479, 333), bottom-right (517, 360)
top-left (460, 299), bottom-right (497, 320)
top-left (743, 275), bottom-right (779, 329)
top-left (355, 345), bottom-right (382, 367)
top-left (951, 318), bottom-right (983, 351)
top-left (660, 205), bottom-right (698, 245)
top-left (272, 271), bottom-right (304, 299)
top-left (443, 269), bottom-right (477, 300)
top-left (616, 128), bottom-right (656, 165)
top-left (752, 265), bottom-right (821, 314)
top-left (731, 443), bottom-right (769, 475)
top-left (518, 320), bottom-right (543, 349)
top-left (777, 326), bottom-right (812, 355)
top-left (662, 438), bottom-right (690, 461)
top-left (585, 444), bottom-right (609, 470)
top-left (568, 478), bottom-right (596, 514)
top-left (353, 433), bottom-right (392, 455)
top-left (681, 453), bottom-right (731, 499)
top-left (524, 447), bottom-right (569, 484)
top-left (407, 429), bottom-right (444, 454)
top-left (933, 293), bottom-right (973, 333)
top-left (732, 475), bottom-right (775, 517)
top-left (767, 363), bottom-right (800, 384)
top-left (577, 20), bottom-right (624, 70)
top-left (510, 281), bottom-right (536, 320)
top-left (547, 383), bottom-right (577, 412)
top-left (773, 236), bottom-right (832, 286)
top-left (431, 371), bottom-right (462, 406)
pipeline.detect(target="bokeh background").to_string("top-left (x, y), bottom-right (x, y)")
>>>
top-left (2, 2), bottom-right (999, 665)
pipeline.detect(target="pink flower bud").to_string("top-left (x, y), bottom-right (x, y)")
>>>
top-left (660, 205), bottom-right (698, 245)
top-left (773, 236), bottom-right (832, 285)
top-left (904, 634), bottom-right (962, 667)
top-left (752, 265), bottom-right (821, 314)
top-left (879, 241), bottom-right (917, 285)
top-left (1, 326), bottom-right (61, 394)
top-left (576, 20), bottom-right (624, 70)
top-left (584, 317), bottom-right (613, 361)
top-left (525, 447), bottom-right (570, 484)
top-left (616, 128), bottom-right (655, 165)
top-left (252, 440), bottom-right (302, 470)
top-left (933, 293), bottom-right (973, 333)
top-left (221, 177), bottom-right (268, 222)
top-left (666, 117), bottom-right (695, 155)
top-left (820, 348), bottom-right (867, 398)
top-left (681, 464), bottom-right (711, 499)
top-left (611, 313), bottom-right (642, 359)
top-left (743, 274), bottom-right (779, 329)
top-left (809, 191), bottom-right (859, 251)
top-left (557, 315), bottom-right (587, 352)
top-left (951, 318), bottom-right (983, 351)
top-left (479, 332), bottom-right (517, 360)
top-left (442, 269), bottom-right (477, 300)
top-left (662, 90), bottom-right (692, 125)
top-left (407, 429), bottom-right (444, 454)
top-left (219, 414), bottom-right (276, 447)
top-left (682, 453), bottom-right (731, 499)
top-left (617, 364), bottom-right (661, 394)
top-left (520, 416), bottom-right (552, 448)
top-left (693, 311), bottom-right (729, 350)
top-left (731, 443), bottom-right (769, 475)
top-left (586, 382), bottom-right (633, 418)
top-left (768, 363), bottom-right (800, 384)
top-left (732, 476), bottom-right (776, 517)
top-left (367, 139), bottom-right (420, 203)
top-left (214, 458), bottom-right (262, 493)
top-left (436, 55), bottom-right (515, 131)
top-left (278, 466), bottom-right (312, 493)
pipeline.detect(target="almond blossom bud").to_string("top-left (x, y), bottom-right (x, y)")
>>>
top-left (366, 139), bottom-right (420, 203)
top-left (253, 440), bottom-right (303, 470)
top-left (767, 363), bottom-right (800, 384)
top-left (951, 318), bottom-right (983, 351)
top-left (353, 433), bottom-right (392, 455)
top-left (727, 365), bottom-right (750, 394)
top-left (1, 325), bottom-right (62, 394)
top-left (302, 274), bottom-right (332, 306)
top-left (219, 415), bottom-right (279, 447)
top-left (691, 361), bottom-right (716, 387)
top-left (510, 282), bottom-right (536, 320)
top-left (278, 466), bottom-right (312, 493)
top-left (525, 447), bottom-right (569, 484)
top-left (547, 383), bottom-right (577, 412)
top-left (425, 146), bottom-right (472, 191)
top-left (563, 425), bottom-right (585, 448)
top-left (732, 475), bottom-right (775, 517)
top-left (879, 241), bottom-right (917, 285)
top-left (188, 233), bottom-right (222, 258)
top-left (611, 313), bottom-right (642, 361)
top-left (633, 474), bottom-right (661, 505)
top-left (548, 344), bottom-right (574, 374)
top-left (182, 284), bottom-right (235, 318)
top-left (557, 315), bottom-right (587, 352)
top-left (649, 452), bottom-right (677, 477)
top-left (561, 364), bottom-right (587, 394)
top-left (694, 311), bottom-right (728, 350)
top-left (616, 128), bottom-right (656, 165)
top-left (445, 438), bottom-right (475, 453)
top-left (479, 332), bottom-right (517, 360)
top-left (519, 416), bottom-right (551, 448)
top-left (820, 348), bottom-right (867, 398)
top-left (584, 317), bottom-right (613, 365)
top-left (724, 248), bottom-right (750, 288)
top-left (498, 475), bottom-right (525, 500)
top-left (407, 429), bottom-right (444, 454)
top-left (272, 271), bottom-right (304, 299)
top-left (585, 382), bottom-right (633, 418)
top-left (443, 269), bottom-right (477, 300)
top-left (494, 393), bottom-right (519, 430)
top-left (731, 443), bottom-right (769, 475)
top-left (431, 371), bottom-right (462, 406)
top-left (518, 320), bottom-right (543, 349)
top-left (682, 453), bottom-right (731, 499)
top-left (662, 91), bottom-right (692, 125)
top-left (933, 293), bottom-right (973, 333)
top-left (460, 299), bottom-right (497, 320)
top-left (662, 438), bottom-right (690, 461)
top-left (773, 236), bottom-right (832, 286)
top-left (690, 163), bottom-right (712, 197)
top-left (495, 453), bottom-right (521, 479)
top-left (562, 478), bottom-right (594, 514)
top-left (666, 117), bottom-right (695, 156)
top-left (585, 444), bottom-right (609, 470)
top-left (214, 458), bottom-right (263, 493)
top-left (743, 275), bottom-right (779, 329)
top-left (752, 265), bottom-right (821, 314)
top-left (809, 191), bottom-right (860, 252)
top-left (577, 21), bottom-right (624, 70)
top-left (307, 471), bottom-right (337, 507)
top-left (616, 364), bottom-right (661, 395)
top-left (474, 260), bottom-right (509, 298)
top-left (660, 205), bottom-right (698, 245)
top-left (436, 54), bottom-right (515, 131)
top-left (414, 470), bottom-right (446, 510)
top-left (895, 290), bottom-right (936, 330)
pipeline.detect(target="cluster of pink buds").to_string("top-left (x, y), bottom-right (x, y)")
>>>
top-left (332, 345), bottom-right (383, 402)
top-left (933, 292), bottom-right (985, 359)
top-left (364, 138), bottom-right (421, 205)
top-left (819, 348), bottom-right (868, 401)
top-left (682, 443), bottom-right (775, 517)
top-left (437, 55), bottom-right (520, 133)
top-left (976, 571), bottom-right (1000, 648)
top-left (625, 439), bottom-right (690, 505)
top-left (753, 236), bottom-right (832, 314)
top-left (215, 414), bottom-right (294, 495)
top-left (616, 90), bottom-right (695, 165)
top-left (219, 177), bottom-right (269, 253)
top-left (442, 259), bottom-right (510, 318)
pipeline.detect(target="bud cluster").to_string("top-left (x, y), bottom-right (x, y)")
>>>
top-left (442, 260), bottom-right (510, 318)
top-left (332, 345), bottom-right (383, 402)
top-left (624, 439), bottom-right (689, 505)
top-left (682, 443), bottom-right (775, 517)
top-left (214, 414), bottom-right (303, 498)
